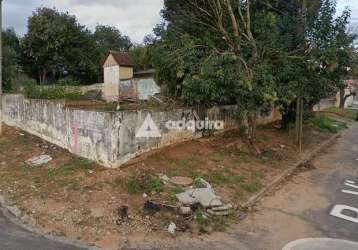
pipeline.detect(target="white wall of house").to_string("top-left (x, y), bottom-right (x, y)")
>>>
top-left (104, 65), bottom-right (120, 101)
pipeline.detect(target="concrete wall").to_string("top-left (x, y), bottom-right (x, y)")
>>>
top-left (2, 94), bottom-right (280, 168)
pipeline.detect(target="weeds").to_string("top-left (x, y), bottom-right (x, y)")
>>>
top-left (310, 115), bottom-right (347, 133)
top-left (24, 84), bottom-right (86, 100)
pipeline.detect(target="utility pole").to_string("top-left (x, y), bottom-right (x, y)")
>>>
top-left (0, 0), bottom-right (3, 136)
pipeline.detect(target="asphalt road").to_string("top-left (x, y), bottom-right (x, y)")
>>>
top-left (123, 122), bottom-right (358, 250)
top-left (0, 209), bottom-right (86, 250)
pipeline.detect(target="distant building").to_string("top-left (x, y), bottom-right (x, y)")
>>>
top-left (102, 51), bottom-right (160, 102)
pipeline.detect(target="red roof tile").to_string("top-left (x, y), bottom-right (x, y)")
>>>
top-left (103, 51), bottom-right (134, 67)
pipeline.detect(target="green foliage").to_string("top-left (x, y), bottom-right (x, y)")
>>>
top-left (310, 115), bottom-right (348, 133)
top-left (55, 76), bottom-right (81, 86)
top-left (124, 171), bottom-right (164, 194)
top-left (94, 25), bottom-right (132, 57)
top-left (24, 84), bottom-right (85, 100)
top-left (130, 45), bottom-right (154, 71)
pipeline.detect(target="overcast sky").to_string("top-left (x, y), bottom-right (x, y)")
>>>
top-left (3, 0), bottom-right (358, 44)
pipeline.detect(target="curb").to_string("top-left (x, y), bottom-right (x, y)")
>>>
top-left (0, 194), bottom-right (97, 250)
top-left (241, 131), bottom-right (343, 209)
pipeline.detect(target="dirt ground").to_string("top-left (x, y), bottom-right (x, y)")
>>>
top-left (0, 120), bottom-right (339, 249)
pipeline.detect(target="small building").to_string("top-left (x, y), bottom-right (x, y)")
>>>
top-left (102, 51), bottom-right (160, 102)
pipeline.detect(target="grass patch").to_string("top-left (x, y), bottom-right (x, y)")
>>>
top-left (123, 170), bottom-right (164, 194)
top-left (310, 115), bottom-right (348, 133)
top-left (324, 107), bottom-right (357, 121)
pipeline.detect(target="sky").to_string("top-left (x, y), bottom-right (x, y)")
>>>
top-left (2, 0), bottom-right (358, 44)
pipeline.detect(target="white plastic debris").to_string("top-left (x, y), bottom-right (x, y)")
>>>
top-left (159, 174), bottom-right (170, 184)
top-left (168, 222), bottom-right (177, 235)
top-left (142, 193), bottom-right (148, 199)
top-left (25, 155), bottom-right (52, 167)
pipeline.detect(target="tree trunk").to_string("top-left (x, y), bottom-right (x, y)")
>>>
top-left (339, 87), bottom-right (345, 109)
top-left (247, 109), bottom-right (261, 155)
top-left (39, 69), bottom-right (47, 85)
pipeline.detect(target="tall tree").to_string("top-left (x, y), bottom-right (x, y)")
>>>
top-left (94, 25), bottom-right (132, 59)
top-left (21, 8), bottom-right (99, 84)
top-left (2, 29), bottom-right (21, 91)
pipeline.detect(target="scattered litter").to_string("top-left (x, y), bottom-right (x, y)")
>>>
top-left (280, 144), bottom-right (286, 149)
top-left (19, 133), bottom-right (25, 136)
top-left (25, 155), bottom-right (52, 167)
top-left (179, 206), bottom-right (192, 215)
top-left (143, 201), bottom-right (161, 213)
top-left (159, 174), bottom-right (170, 184)
top-left (170, 176), bottom-right (194, 186)
top-left (168, 222), bottom-right (177, 235)
top-left (142, 193), bottom-right (148, 199)
top-left (88, 170), bottom-right (94, 174)
top-left (116, 205), bottom-right (129, 225)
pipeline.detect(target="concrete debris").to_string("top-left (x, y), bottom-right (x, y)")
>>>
top-left (179, 206), bottom-right (192, 215)
top-left (170, 176), bottom-right (194, 186)
top-left (168, 222), bottom-right (177, 235)
top-left (207, 209), bottom-right (232, 216)
top-left (176, 188), bottom-right (223, 208)
top-left (211, 203), bottom-right (233, 211)
top-left (25, 155), bottom-right (52, 167)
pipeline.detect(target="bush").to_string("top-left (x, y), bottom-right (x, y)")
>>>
top-left (24, 84), bottom-right (85, 100)
top-left (55, 76), bottom-right (81, 86)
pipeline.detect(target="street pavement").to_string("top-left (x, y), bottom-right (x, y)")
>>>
top-left (0, 209), bottom-right (86, 250)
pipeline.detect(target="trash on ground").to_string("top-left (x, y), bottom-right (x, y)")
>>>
top-left (143, 201), bottom-right (161, 213)
top-left (170, 176), bottom-right (194, 186)
top-left (25, 155), bottom-right (52, 167)
top-left (168, 222), bottom-right (177, 235)
top-left (116, 205), bottom-right (129, 225)
top-left (159, 174), bottom-right (170, 184)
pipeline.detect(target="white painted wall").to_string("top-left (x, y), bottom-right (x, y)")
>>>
top-left (136, 78), bottom-right (161, 100)
top-left (104, 65), bottom-right (120, 101)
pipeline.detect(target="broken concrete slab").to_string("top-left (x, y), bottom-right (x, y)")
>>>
top-left (207, 209), bottom-right (232, 216)
top-left (192, 188), bottom-right (222, 208)
top-left (179, 206), bottom-right (192, 215)
top-left (176, 188), bottom-right (223, 208)
top-left (211, 203), bottom-right (233, 211)
top-left (170, 176), bottom-right (194, 186)
top-left (25, 155), bottom-right (52, 167)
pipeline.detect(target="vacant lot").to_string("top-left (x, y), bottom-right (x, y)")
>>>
top-left (0, 114), bottom-right (348, 249)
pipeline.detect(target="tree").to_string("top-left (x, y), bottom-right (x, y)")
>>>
top-left (21, 8), bottom-right (99, 84)
top-left (2, 29), bottom-right (21, 91)
top-left (93, 25), bottom-right (132, 59)
top-left (154, 0), bottom-right (299, 150)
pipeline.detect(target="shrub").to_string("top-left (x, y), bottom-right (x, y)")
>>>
top-left (56, 76), bottom-right (81, 86)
